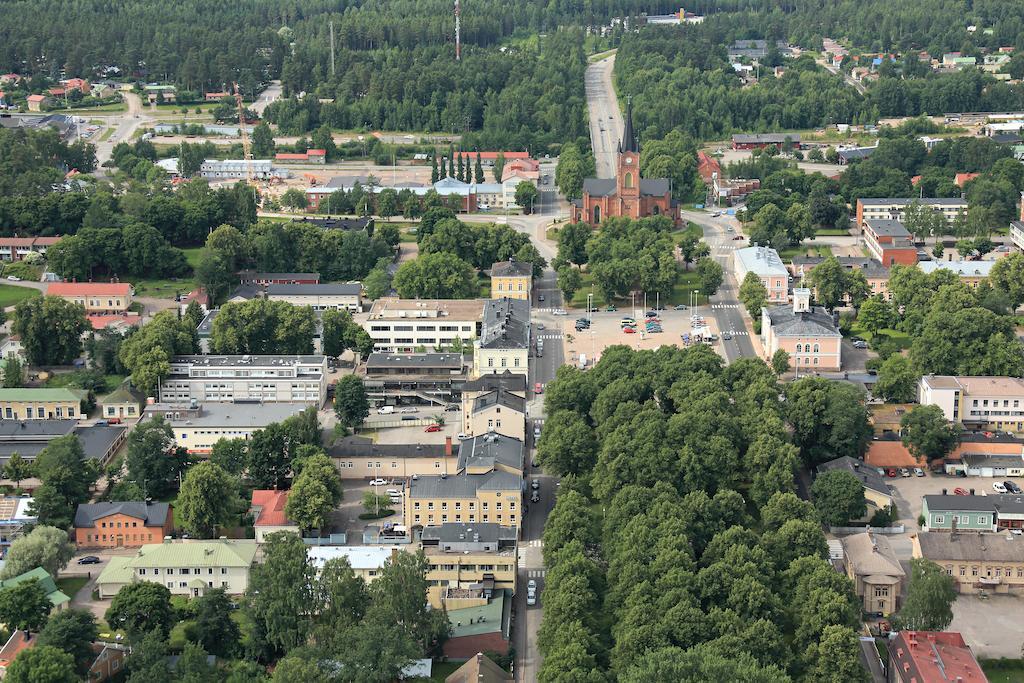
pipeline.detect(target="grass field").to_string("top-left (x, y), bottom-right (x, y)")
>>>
top-left (814, 228), bottom-right (851, 236)
top-left (981, 658), bottom-right (1024, 683)
top-left (0, 285), bottom-right (40, 308)
top-left (848, 322), bottom-right (912, 350)
top-left (58, 101), bottom-right (127, 114)
top-left (778, 244), bottom-right (833, 260)
top-left (588, 48), bottom-right (617, 62)
top-left (569, 268), bottom-right (707, 309)
top-left (129, 247), bottom-right (202, 299)
top-left (672, 221), bottom-right (704, 244)
top-left (56, 576), bottom-right (89, 599)
top-left (47, 372), bottom-right (126, 394)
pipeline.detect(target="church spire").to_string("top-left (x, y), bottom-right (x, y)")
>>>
top-left (620, 96), bottom-right (638, 154)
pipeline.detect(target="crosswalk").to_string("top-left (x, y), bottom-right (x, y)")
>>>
top-left (527, 539), bottom-right (543, 548)
top-left (526, 569), bottom-right (546, 579)
top-left (536, 333), bottom-right (563, 341)
top-left (721, 330), bottom-right (749, 337)
top-left (711, 303), bottom-right (741, 309)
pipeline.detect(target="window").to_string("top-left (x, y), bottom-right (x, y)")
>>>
top-left (139, 568), bottom-right (147, 575)
top-left (180, 568), bottom-right (190, 575)
top-left (795, 344), bottom-right (802, 353)
top-left (179, 582), bottom-right (187, 588)
top-left (167, 568), bottom-right (174, 575)
top-left (934, 515), bottom-right (945, 524)
top-left (812, 344), bottom-right (819, 353)
top-left (873, 586), bottom-right (889, 597)
top-left (972, 566), bottom-right (979, 576)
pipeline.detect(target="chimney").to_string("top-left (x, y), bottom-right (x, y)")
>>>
top-left (445, 436), bottom-right (452, 457)
top-left (793, 288), bottom-right (811, 314)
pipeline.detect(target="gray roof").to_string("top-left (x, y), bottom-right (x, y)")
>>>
top-left (817, 456), bottom-right (891, 497)
top-left (0, 420), bottom-right (76, 440)
top-left (863, 219), bottom-right (910, 237)
top-left (145, 402), bottom-right (309, 427)
top-left (266, 283), bottom-right (362, 297)
top-left (732, 133), bottom-right (801, 144)
top-left (858, 198), bottom-right (967, 207)
top-left (791, 256), bottom-right (890, 279)
top-left (917, 531), bottom-right (1024, 563)
top-left (490, 258), bottom-right (533, 278)
top-left (238, 271), bottom-right (320, 281)
top-left (473, 389), bottom-right (526, 415)
top-left (479, 298), bottom-right (530, 350)
top-left (582, 177), bottom-right (671, 198)
top-left (409, 470), bottom-right (521, 498)
top-left (463, 371), bottom-right (527, 394)
top-left (838, 147), bottom-right (876, 162)
top-left (736, 246), bottom-right (787, 276)
top-left (924, 495), bottom-right (998, 513)
top-left (228, 284), bottom-right (263, 301)
top-left (171, 355), bottom-right (326, 367)
top-left (327, 435), bottom-right (455, 460)
top-left (639, 178), bottom-right (671, 196)
top-left (197, 309), bottom-right (218, 337)
top-left (421, 522), bottom-right (517, 545)
top-left (765, 305), bottom-right (841, 337)
top-left (0, 424), bottom-right (123, 463)
top-left (962, 453), bottom-right (1024, 469)
top-left (74, 502), bottom-right (170, 529)
top-left (365, 353), bottom-right (464, 371)
top-left (457, 433), bottom-right (524, 472)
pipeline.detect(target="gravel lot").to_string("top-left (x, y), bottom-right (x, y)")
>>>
top-left (949, 594), bottom-right (1024, 659)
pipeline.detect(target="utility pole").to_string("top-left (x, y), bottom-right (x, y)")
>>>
top-left (455, 0), bottom-right (461, 61)
top-left (330, 21), bottom-right (336, 77)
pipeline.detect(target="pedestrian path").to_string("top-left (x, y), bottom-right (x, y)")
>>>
top-left (710, 303), bottom-right (741, 309)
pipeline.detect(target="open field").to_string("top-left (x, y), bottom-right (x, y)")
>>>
top-left (0, 285), bottom-right (40, 308)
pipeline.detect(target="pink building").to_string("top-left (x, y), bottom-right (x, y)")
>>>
top-left (761, 288), bottom-right (842, 371)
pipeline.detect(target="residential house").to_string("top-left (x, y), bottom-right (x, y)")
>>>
top-left (837, 146), bottom-right (876, 165)
top-left (0, 568), bottom-right (70, 611)
top-left (327, 435), bottom-right (460, 480)
top-left (501, 157), bottom-right (539, 182)
top-left (919, 375), bottom-right (1024, 434)
top-left (98, 382), bottom-right (145, 423)
top-left (887, 631), bottom-right (986, 682)
top-left (95, 539), bottom-right (259, 598)
top-left (443, 591), bottom-right (512, 660)
top-left (918, 260), bottom-right (995, 287)
top-left (73, 502), bottom-right (174, 548)
top-left (489, 258), bottom-right (532, 301)
top-left (0, 388), bottom-right (86, 421)
top-left (445, 653), bottom-right (512, 683)
top-left (26, 95), bottom-right (49, 112)
top-left (0, 236), bottom-right (61, 262)
top-left (158, 355), bottom-right (327, 405)
top-left (265, 283), bottom-right (362, 312)
top-left (463, 388), bottom-right (526, 441)
top-left (87, 642), bottom-right (128, 682)
top-left (914, 531), bottom-right (1024, 594)
top-left (250, 490), bottom-right (299, 542)
top-left (143, 84), bottom-right (176, 103)
top-left (731, 133), bottom-right (801, 150)
top-left (238, 271), bottom-right (320, 286)
top-left (791, 256), bottom-right (891, 301)
top-left (362, 352), bottom-right (467, 407)
top-left (47, 282), bottom-right (132, 314)
top-left (473, 298), bottom-right (530, 379)
top-left (178, 288), bottom-right (210, 316)
top-left (696, 151), bottom-right (721, 183)
top-left (204, 91), bottom-right (230, 101)
top-left (143, 401), bottom-right (311, 454)
top-left (307, 546), bottom-right (395, 582)
top-left (855, 198), bottom-right (967, 227)
top-left (921, 495), bottom-right (999, 532)
top-left (0, 497), bottom-right (35, 557)
top-left (363, 298), bottom-right (485, 353)
top-left (422, 522), bottom-right (517, 609)
top-left (0, 631), bottom-right (35, 677)
top-left (816, 456), bottom-right (893, 520)
top-left (840, 532), bottom-right (904, 615)
top-left (861, 219), bottom-right (918, 266)
top-left (734, 246), bottom-right (789, 303)
top-left (761, 289), bottom-right (842, 372)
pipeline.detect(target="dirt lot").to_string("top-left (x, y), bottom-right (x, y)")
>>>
top-left (559, 307), bottom-right (730, 366)
top-left (949, 594), bottom-right (1024, 659)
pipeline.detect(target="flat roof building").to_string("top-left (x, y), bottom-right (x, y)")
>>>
top-left (919, 375), bottom-right (1024, 435)
top-left (144, 401), bottom-right (311, 454)
top-left (158, 355), bottom-right (327, 405)
top-left (364, 298), bottom-right (485, 353)
top-left (734, 246), bottom-right (789, 303)
top-left (265, 283), bottom-right (362, 312)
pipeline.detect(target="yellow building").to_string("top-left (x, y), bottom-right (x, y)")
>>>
top-left (421, 523), bottom-right (517, 608)
top-left (914, 531), bottom-right (1024, 594)
top-left (489, 258), bottom-right (532, 301)
top-left (840, 532), bottom-right (904, 616)
top-left (463, 388), bottom-right (526, 441)
top-left (405, 470), bottom-right (522, 532)
top-left (47, 282), bottom-right (132, 314)
top-left (0, 388), bottom-right (86, 421)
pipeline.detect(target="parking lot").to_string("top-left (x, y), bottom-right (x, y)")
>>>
top-left (886, 472), bottom-right (1024, 530)
top-left (949, 594), bottom-right (1024, 659)
top-left (336, 480), bottom-right (406, 540)
top-left (556, 307), bottom-right (731, 366)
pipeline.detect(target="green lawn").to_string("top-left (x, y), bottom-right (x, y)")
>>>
top-left (477, 273), bottom-right (491, 298)
top-left (672, 221), bottom-right (704, 244)
top-left (182, 247), bottom-right (203, 270)
top-left (848, 322), bottom-right (912, 350)
top-left (58, 101), bottom-right (127, 113)
top-left (428, 661), bottom-right (462, 681)
top-left (0, 285), bottom-right (40, 308)
top-left (587, 48), bottom-right (617, 63)
top-left (546, 226), bottom-right (561, 242)
top-left (399, 230), bottom-right (418, 243)
top-left (569, 269), bottom-right (707, 309)
top-left (47, 372), bottom-right (126, 394)
top-left (981, 658), bottom-right (1024, 683)
top-left (814, 228), bottom-right (851, 236)
top-left (130, 246), bottom-right (202, 299)
top-left (56, 576), bottom-right (89, 599)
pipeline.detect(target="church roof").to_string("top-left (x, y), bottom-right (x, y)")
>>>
top-left (620, 97), bottom-right (638, 154)
top-left (581, 177), bottom-right (671, 198)
top-left (639, 178), bottom-right (670, 196)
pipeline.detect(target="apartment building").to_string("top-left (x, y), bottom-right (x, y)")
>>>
top-left (363, 352), bottom-right (467, 408)
top-left (463, 388), bottom-right (526, 441)
top-left (919, 375), bottom-right (1024, 434)
top-left (914, 531), bottom-right (1024, 594)
top-left (918, 260), bottom-right (995, 287)
top-left (265, 283), bottom-right (362, 312)
top-left (0, 388), bottom-right (86, 421)
top-left (73, 502), bottom-right (174, 549)
top-left (887, 631), bottom-right (985, 683)
top-left (461, 372), bottom-right (527, 410)
top-left (157, 355), bottom-right (327, 405)
top-left (143, 401), bottom-right (310, 454)
top-left (473, 298), bottom-right (530, 378)
top-left (855, 197), bottom-right (968, 226)
top-left (405, 471), bottom-right (522, 532)
top-left (364, 298), bottom-right (485, 353)
top-left (734, 246), bottom-right (789, 303)
top-left (0, 236), bottom-right (61, 262)
top-left (489, 258), bottom-right (532, 301)
top-left (307, 546), bottom-right (395, 582)
top-left (96, 540), bottom-right (259, 598)
top-left (0, 496), bottom-right (35, 557)
top-left (791, 256), bottom-right (891, 300)
top-left (861, 219), bottom-right (918, 266)
top-left (1012, 219), bottom-right (1024, 252)
top-left (238, 271), bottom-right (320, 286)
top-left (328, 435), bottom-right (460, 479)
top-left (422, 523), bottom-right (517, 608)
top-left (47, 282), bottom-right (132, 314)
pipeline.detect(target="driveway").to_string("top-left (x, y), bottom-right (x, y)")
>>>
top-left (65, 548), bottom-right (140, 619)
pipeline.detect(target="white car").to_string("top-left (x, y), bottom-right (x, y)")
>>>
top-left (994, 482), bottom-right (1008, 493)
top-left (368, 478), bottom-right (388, 487)
top-left (6, 276), bottom-right (19, 281)
top-left (457, 432), bottom-right (467, 440)
top-left (552, 309), bottom-right (568, 316)
top-left (399, 407), bottom-right (418, 413)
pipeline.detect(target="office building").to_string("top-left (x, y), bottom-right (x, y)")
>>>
top-left (143, 401), bottom-right (311, 454)
top-left (473, 298), bottom-right (530, 378)
top-left (364, 298), bottom-right (484, 353)
top-left (919, 375), bottom-right (1024, 434)
top-left (158, 355), bottom-right (327, 405)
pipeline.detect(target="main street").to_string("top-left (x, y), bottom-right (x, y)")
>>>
top-left (584, 53), bottom-right (621, 178)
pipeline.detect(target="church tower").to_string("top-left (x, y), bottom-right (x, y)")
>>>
top-left (617, 97), bottom-right (640, 216)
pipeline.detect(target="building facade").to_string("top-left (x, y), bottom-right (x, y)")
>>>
top-left (250, 490), bottom-right (300, 542)
top-left (0, 236), bottom-right (61, 262)
top-left (328, 436), bottom-right (460, 480)
top-left (489, 258), bottom-right (532, 301)
top-left (46, 282), bottom-right (132, 314)
top-left (473, 298), bottom-right (530, 379)
top-left (144, 401), bottom-right (311, 454)
top-left (0, 388), bottom-right (85, 421)
top-left (73, 502), bottom-right (174, 548)
top-left (158, 355), bottom-right (327, 405)
top-left (96, 540), bottom-right (259, 598)
top-left (861, 219), bottom-right (918, 266)
top-left (734, 246), bottom-right (789, 303)
top-left (914, 531), bottom-right (1024, 594)
top-left (761, 289), bottom-right (842, 372)
top-left (422, 523), bottom-right (517, 609)
top-left (265, 283), bottom-right (363, 312)
top-left (464, 389), bottom-right (526, 442)
top-left (921, 495), bottom-right (999, 532)
top-left (840, 532), bottom-right (904, 615)
top-left (363, 352), bottom-right (467, 408)
top-left (919, 375), bottom-right (1024, 434)
top-left (364, 298), bottom-right (484, 353)
top-left (918, 260), bottom-right (994, 287)
top-left (855, 197), bottom-right (968, 226)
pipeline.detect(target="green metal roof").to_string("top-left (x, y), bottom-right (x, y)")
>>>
top-left (0, 567), bottom-right (71, 606)
top-left (132, 540), bottom-right (258, 568)
top-left (96, 556), bottom-right (134, 586)
top-left (0, 388), bottom-right (86, 402)
top-left (447, 591), bottom-right (505, 638)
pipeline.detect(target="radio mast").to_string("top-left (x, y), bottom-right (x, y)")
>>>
top-left (455, 0), bottom-right (461, 61)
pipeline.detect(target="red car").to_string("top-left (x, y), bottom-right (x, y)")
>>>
top-left (424, 424), bottom-right (442, 432)
top-left (886, 468), bottom-right (897, 478)
top-left (623, 327), bottom-right (636, 334)
top-left (534, 382), bottom-right (543, 394)
top-left (953, 487), bottom-right (969, 496)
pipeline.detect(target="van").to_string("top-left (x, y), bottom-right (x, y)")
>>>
top-left (377, 406), bottom-right (395, 415)
top-left (385, 488), bottom-right (401, 497)
top-left (389, 496), bottom-right (403, 506)
top-left (578, 353), bottom-right (587, 369)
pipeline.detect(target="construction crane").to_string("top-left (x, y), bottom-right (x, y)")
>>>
top-left (233, 82), bottom-right (257, 189)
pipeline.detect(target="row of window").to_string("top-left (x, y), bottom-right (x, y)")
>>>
top-left (794, 343), bottom-right (822, 353)
top-left (945, 565), bottom-right (1024, 578)
top-left (427, 563), bottom-right (510, 572)
top-left (99, 520), bottom-right (142, 529)
top-left (932, 514), bottom-right (990, 525)
top-left (168, 581), bottom-right (229, 589)
top-left (85, 533), bottom-right (156, 543)
top-left (793, 357), bottom-right (820, 366)
top-left (3, 405), bottom-right (76, 419)
top-left (486, 357), bottom-right (522, 368)
top-left (973, 399), bottom-right (1022, 408)
top-left (337, 461), bottom-right (444, 469)
top-left (138, 567), bottom-right (229, 576)
top-left (415, 514), bottom-right (515, 524)
top-left (370, 325), bottom-right (473, 333)
top-left (494, 282), bottom-right (526, 292)
top-left (415, 500), bottom-right (516, 511)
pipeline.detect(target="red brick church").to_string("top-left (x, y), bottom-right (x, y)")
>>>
top-left (571, 100), bottom-right (678, 225)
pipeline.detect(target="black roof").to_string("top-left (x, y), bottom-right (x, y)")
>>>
top-left (291, 216), bottom-right (372, 231)
top-left (463, 371), bottom-right (527, 394)
top-left (74, 501), bottom-right (170, 528)
top-left (479, 298), bottom-right (530, 350)
top-left (327, 435), bottom-right (455, 459)
top-left (817, 456), bottom-right (891, 496)
top-left (620, 97), bottom-right (638, 154)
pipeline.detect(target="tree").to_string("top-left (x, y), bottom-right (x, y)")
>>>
top-left (105, 582), bottom-right (175, 639)
top-left (557, 222), bottom-right (590, 267)
top-left (493, 152), bottom-right (505, 182)
top-left (557, 265), bottom-right (582, 303)
top-left (802, 625), bottom-right (869, 683)
top-left (515, 181), bottom-right (539, 213)
top-left (784, 378), bottom-right (871, 466)
top-left (2, 453), bottom-right (33, 490)
top-left (125, 416), bottom-right (185, 498)
top-left (430, 153), bottom-right (439, 184)
top-left (286, 454), bottom-right (342, 531)
top-left (5, 645), bottom-right (76, 683)
top-left (334, 375), bottom-right (369, 429)
top-left (247, 532), bottom-right (316, 657)
top-left (193, 588), bottom-right (241, 658)
top-left (739, 271), bottom-right (768, 317)
top-left (177, 461), bottom-right (240, 538)
top-left (806, 256), bottom-right (849, 310)
top-left (376, 188), bottom-right (398, 220)
top-left (362, 490), bottom-right (394, 515)
top-left (175, 642), bottom-right (217, 682)
top-left (393, 252), bottom-right (477, 299)
top-left (748, 203), bottom-right (787, 247)
top-left (873, 355), bottom-right (918, 403)
top-left (1, 526), bottom-right (75, 579)
top-left (537, 410), bottom-right (598, 476)
top-left (210, 438), bottom-right (248, 475)
top-left (363, 258), bottom-right (393, 300)
top-left (695, 257), bottom-right (723, 296)
top-left (857, 296), bottom-right (892, 336)
top-left (29, 435), bottom-right (98, 529)
top-left (280, 188), bottom-right (308, 211)
top-left (901, 405), bottom-right (961, 463)
top-left (474, 152), bottom-right (484, 184)
top-left (124, 629), bottom-right (170, 682)
top-left (2, 356), bottom-right (22, 388)
top-left (0, 579), bottom-right (53, 631)
top-left (252, 123), bottom-right (276, 157)
top-left (38, 608), bottom-right (99, 675)
top-left (811, 470), bottom-right (867, 527)
top-left (990, 252), bottom-right (1024, 310)
top-left (896, 559), bottom-right (957, 631)
top-left (13, 297), bottom-right (89, 366)
top-left (770, 349), bottom-right (790, 375)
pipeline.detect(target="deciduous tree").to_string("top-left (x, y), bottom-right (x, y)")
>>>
top-left (5, 645), bottom-right (76, 683)
top-left (38, 609), bottom-right (99, 675)
top-left (13, 297), bottom-right (89, 366)
top-left (896, 558), bottom-right (957, 631)
top-left (105, 582), bottom-right (175, 639)
top-left (0, 579), bottom-right (52, 631)
top-left (193, 588), bottom-right (241, 658)
top-left (739, 271), bottom-right (768, 317)
top-left (1, 526), bottom-right (75, 579)
top-left (334, 375), bottom-right (370, 429)
top-left (177, 461), bottom-right (240, 538)
top-left (811, 470), bottom-right (867, 527)
top-left (900, 405), bottom-right (961, 463)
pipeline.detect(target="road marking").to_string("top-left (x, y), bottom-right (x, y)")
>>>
top-left (528, 569), bottom-right (546, 578)
top-left (536, 333), bottom-right (563, 340)
top-left (528, 539), bottom-right (544, 548)
top-left (722, 331), bottom-right (749, 337)
top-left (711, 304), bottom-right (741, 309)
top-left (518, 550), bottom-right (527, 568)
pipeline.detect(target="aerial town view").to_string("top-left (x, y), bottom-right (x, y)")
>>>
top-left (2, 1), bottom-right (1024, 681)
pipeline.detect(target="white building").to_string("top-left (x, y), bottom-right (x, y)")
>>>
top-left (199, 159), bottom-right (289, 180)
top-left (473, 298), bottom-right (530, 379)
top-left (1012, 219), bottom-right (1024, 252)
top-left (265, 283), bottom-right (362, 312)
top-left (143, 401), bottom-right (312, 454)
top-left (919, 375), bottom-right (1024, 434)
top-left (363, 298), bottom-right (484, 353)
top-left (734, 246), bottom-right (789, 303)
top-left (95, 540), bottom-right (258, 598)
top-left (307, 546), bottom-right (396, 583)
top-left (158, 355), bottom-right (328, 405)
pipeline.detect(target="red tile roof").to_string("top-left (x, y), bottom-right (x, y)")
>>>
top-left (26, 95), bottom-right (47, 103)
top-left (48, 282), bottom-right (131, 297)
top-left (954, 172), bottom-right (980, 187)
top-left (890, 631), bottom-right (987, 683)
top-left (0, 631), bottom-right (35, 671)
top-left (85, 314), bottom-right (142, 330)
top-left (251, 490), bottom-right (292, 526)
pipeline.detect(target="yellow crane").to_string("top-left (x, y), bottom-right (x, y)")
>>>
top-left (233, 82), bottom-right (257, 189)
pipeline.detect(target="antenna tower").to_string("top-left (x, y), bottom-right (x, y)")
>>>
top-left (455, 0), bottom-right (461, 61)
top-left (330, 20), bottom-right (336, 76)
top-left (233, 82), bottom-right (256, 189)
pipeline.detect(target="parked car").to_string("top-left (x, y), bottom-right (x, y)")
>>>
top-left (732, 235), bottom-right (744, 240)
top-left (953, 487), bottom-right (969, 496)
top-left (445, 404), bottom-right (460, 412)
top-left (994, 482), bottom-right (1008, 493)
top-left (534, 426), bottom-right (541, 439)
top-left (377, 405), bottom-right (395, 415)
top-left (531, 457), bottom-right (539, 468)
top-left (553, 309), bottom-right (567, 316)
top-left (401, 415), bottom-right (417, 421)
top-left (399, 407), bottom-right (418, 413)
top-left (620, 318), bottom-right (636, 327)
top-left (852, 340), bottom-right (868, 349)
top-left (886, 468), bottom-right (897, 478)
top-left (913, 468), bottom-right (925, 477)
top-left (531, 480), bottom-right (540, 490)
top-left (645, 311), bottom-right (658, 318)
top-left (534, 382), bottom-right (543, 394)
top-left (1005, 481), bottom-right (1022, 494)
top-left (623, 327), bottom-right (636, 334)
top-left (530, 491), bottom-right (540, 503)
top-left (456, 432), bottom-right (467, 440)
top-left (538, 294), bottom-right (545, 302)
top-left (424, 424), bottom-right (442, 432)
top-left (77, 556), bottom-right (101, 565)
top-left (369, 478), bottom-right (388, 486)
top-left (605, 305), bottom-right (617, 311)
top-left (537, 323), bottom-right (545, 330)
top-left (6, 276), bottom-right (19, 282)
top-left (899, 468), bottom-right (911, 478)
top-left (712, 211), bottom-right (722, 217)
top-left (674, 304), bottom-right (688, 310)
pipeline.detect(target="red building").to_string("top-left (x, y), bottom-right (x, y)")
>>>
top-left (888, 631), bottom-right (986, 683)
top-left (697, 151), bottom-right (721, 183)
top-left (571, 101), bottom-right (677, 225)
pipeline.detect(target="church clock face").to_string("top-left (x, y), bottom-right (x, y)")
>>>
top-left (625, 157), bottom-right (633, 164)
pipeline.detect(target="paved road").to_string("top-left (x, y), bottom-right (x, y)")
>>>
top-left (94, 92), bottom-right (150, 165)
top-left (584, 53), bottom-right (621, 178)
top-left (251, 80), bottom-right (282, 115)
top-left (818, 57), bottom-right (867, 95)
top-left (513, 467), bottom-right (555, 683)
